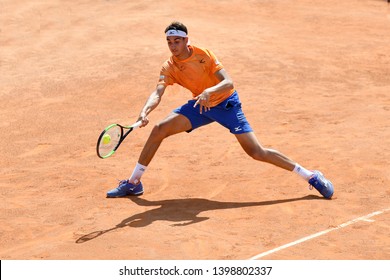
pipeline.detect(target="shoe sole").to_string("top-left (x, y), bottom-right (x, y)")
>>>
top-left (106, 191), bottom-right (144, 198)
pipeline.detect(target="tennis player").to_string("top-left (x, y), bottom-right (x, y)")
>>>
top-left (106, 22), bottom-right (334, 199)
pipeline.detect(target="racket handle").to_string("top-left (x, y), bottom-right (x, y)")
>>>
top-left (131, 120), bottom-right (143, 129)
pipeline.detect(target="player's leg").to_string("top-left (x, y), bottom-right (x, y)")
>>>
top-left (138, 112), bottom-right (192, 167)
top-left (210, 91), bottom-right (334, 198)
top-left (234, 132), bottom-right (296, 171)
top-left (207, 92), bottom-right (296, 171)
top-left (106, 113), bottom-right (191, 198)
top-left (129, 112), bottom-right (192, 184)
top-left (235, 132), bottom-right (333, 198)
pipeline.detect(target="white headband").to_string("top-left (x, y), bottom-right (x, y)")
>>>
top-left (165, 29), bottom-right (187, 38)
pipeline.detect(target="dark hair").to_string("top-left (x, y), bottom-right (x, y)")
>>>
top-left (164, 21), bottom-right (188, 35)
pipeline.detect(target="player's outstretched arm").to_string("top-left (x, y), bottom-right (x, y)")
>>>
top-left (137, 84), bottom-right (167, 127)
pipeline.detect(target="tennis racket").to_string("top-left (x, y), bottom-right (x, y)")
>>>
top-left (96, 120), bottom-right (142, 159)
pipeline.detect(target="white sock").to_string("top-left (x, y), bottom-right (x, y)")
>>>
top-left (293, 164), bottom-right (314, 181)
top-left (128, 162), bottom-right (147, 184)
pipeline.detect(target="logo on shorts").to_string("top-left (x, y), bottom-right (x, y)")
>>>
top-left (199, 59), bottom-right (205, 64)
top-left (234, 126), bottom-right (242, 132)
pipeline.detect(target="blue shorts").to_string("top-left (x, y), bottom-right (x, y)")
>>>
top-left (173, 91), bottom-right (253, 134)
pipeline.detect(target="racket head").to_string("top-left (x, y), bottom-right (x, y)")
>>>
top-left (96, 124), bottom-right (123, 159)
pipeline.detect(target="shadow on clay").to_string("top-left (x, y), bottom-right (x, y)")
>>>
top-left (75, 194), bottom-right (321, 243)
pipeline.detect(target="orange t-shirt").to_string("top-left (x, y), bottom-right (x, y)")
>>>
top-left (157, 45), bottom-right (235, 107)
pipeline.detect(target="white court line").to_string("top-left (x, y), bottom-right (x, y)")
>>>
top-left (249, 207), bottom-right (390, 260)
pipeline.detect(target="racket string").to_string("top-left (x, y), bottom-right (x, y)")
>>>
top-left (97, 125), bottom-right (122, 158)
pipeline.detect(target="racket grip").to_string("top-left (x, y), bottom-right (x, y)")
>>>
top-left (131, 120), bottom-right (143, 129)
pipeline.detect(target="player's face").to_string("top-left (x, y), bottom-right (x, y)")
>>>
top-left (166, 36), bottom-right (189, 59)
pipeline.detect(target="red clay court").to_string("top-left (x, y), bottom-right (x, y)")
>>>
top-left (1, 0), bottom-right (389, 260)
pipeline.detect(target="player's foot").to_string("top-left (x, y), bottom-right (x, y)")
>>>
top-left (106, 180), bottom-right (143, 198)
top-left (308, 171), bottom-right (334, 199)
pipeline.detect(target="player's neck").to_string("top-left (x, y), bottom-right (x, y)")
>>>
top-left (175, 45), bottom-right (192, 61)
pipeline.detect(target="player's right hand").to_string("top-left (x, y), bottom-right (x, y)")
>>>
top-left (137, 113), bottom-right (149, 128)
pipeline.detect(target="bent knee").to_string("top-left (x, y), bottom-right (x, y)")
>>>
top-left (150, 122), bottom-right (177, 140)
top-left (149, 123), bottom-right (167, 140)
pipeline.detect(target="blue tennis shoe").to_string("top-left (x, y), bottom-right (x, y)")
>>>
top-left (106, 180), bottom-right (143, 198)
top-left (308, 171), bottom-right (334, 199)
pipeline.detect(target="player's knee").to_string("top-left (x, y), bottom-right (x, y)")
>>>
top-left (150, 123), bottom-right (170, 140)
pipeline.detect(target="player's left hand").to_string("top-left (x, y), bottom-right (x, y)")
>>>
top-left (194, 91), bottom-right (211, 114)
